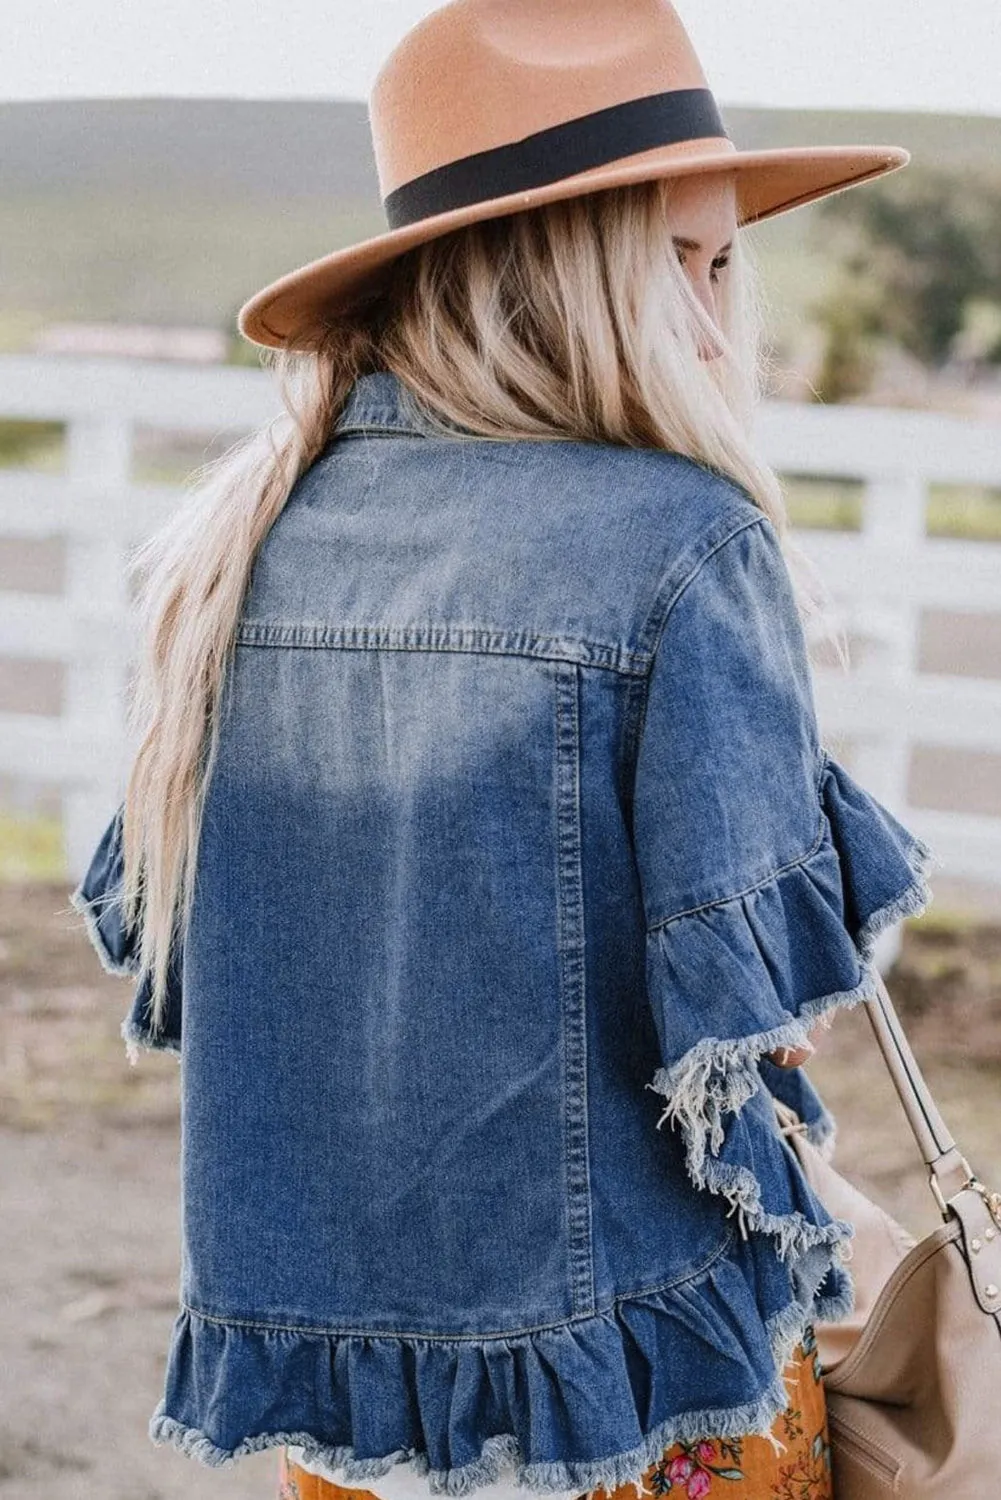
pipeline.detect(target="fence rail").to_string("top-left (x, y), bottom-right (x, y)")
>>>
top-left (2, 355), bottom-right (1000, 965)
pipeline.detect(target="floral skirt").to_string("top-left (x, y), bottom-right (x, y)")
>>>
top-left (277, 1324), bottom-right (832, 1500)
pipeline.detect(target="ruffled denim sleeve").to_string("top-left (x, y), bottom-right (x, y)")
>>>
top-left (631, 511), bottom-right (934, 1262)
top-left (69, 802), bottom-right (183, 1062)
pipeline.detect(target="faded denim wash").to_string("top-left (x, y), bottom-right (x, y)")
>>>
top-left (70, 369), bottom-right (935, 1495)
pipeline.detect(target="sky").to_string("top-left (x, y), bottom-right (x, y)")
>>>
top-left (7, 0), bottom-right (1001, 116)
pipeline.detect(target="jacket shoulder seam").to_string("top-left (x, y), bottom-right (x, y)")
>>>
top-left (627, 507), bottom-right (768, 758)
top-left (642, 507), bottom-right (769, 664)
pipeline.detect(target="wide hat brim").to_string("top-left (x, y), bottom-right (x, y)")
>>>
top-left (238, 140), bottom-right (908, 351)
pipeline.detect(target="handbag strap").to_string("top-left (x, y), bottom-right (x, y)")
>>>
top-left (864, 967), bottom-right (996, 1220)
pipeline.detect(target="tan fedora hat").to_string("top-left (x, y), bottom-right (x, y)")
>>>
top-left (238, 0), bottom-right (910, 350)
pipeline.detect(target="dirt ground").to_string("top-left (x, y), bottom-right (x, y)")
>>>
top-left (2, 881), bottom-right (999, 1500)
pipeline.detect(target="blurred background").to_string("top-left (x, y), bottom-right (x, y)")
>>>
top-left (1, 3), bottom-right (1000, 1497)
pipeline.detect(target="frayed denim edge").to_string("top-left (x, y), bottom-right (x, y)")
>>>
top-left (69, 886), bottom-right (180, 1066)
top-left (68, 883), bottom-right (140, 979)
top-left (646, 833), bottom-right (934, 1263)
top-left (802, 1103), bottom-right (838, 1163)
top-left (780, 833), bottom-right (935, 1170)
top-left (120, 1013), bottom-right (181, 1067)
top-left (146, 1272), bottom-right (844, 1494)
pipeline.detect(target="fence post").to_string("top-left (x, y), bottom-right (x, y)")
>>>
top-left (852, 470), bottom-right (927, 972)
top-left (62, 413), bottom-right (135, 882)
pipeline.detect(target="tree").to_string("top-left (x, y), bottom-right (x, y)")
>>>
top-left (808, 164), bottom-right (1001, 400)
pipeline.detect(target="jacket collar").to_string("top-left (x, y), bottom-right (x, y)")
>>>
top-left (332, 370), bottom-right (434, 438)
top-left (332, 370), bottom-right (482, 440)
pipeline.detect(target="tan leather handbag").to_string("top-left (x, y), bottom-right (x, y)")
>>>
top-left (773, 967), bottom-right (1001, 1497)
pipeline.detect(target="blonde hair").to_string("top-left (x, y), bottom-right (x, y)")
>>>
top-left (119, 173), bottom-right (845, 1035)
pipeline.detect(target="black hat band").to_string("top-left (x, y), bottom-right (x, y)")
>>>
top-left (383, 87), bottom-right (729, 230)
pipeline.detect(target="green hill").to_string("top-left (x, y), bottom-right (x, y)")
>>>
top-left (1, 98), bottom-right (997, 347)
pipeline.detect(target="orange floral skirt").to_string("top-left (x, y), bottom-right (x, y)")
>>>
top-left (277, 1324), bottom-right (832, 1500)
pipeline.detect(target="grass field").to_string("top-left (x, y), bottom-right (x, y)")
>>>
top-left (2, 97), bottom-right (999, 361)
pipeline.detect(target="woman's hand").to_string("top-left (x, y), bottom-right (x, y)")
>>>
top-left (764, 1020), bottom-right (828, 1069)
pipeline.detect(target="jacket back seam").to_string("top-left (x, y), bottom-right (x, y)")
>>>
top-left (554, 660), bottom-right (595, 1316)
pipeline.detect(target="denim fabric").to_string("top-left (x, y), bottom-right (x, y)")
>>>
top-left (70, 370), bottom-right (935, 1496)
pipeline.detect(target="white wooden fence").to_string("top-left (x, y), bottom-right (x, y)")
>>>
top-left (2, 354), bottom-right (1000, 964)
top-left (756, 400), bottom-right (1001, 909)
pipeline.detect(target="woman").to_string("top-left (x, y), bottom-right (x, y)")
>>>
top-left (70, 3), bottom-right (933, 1499)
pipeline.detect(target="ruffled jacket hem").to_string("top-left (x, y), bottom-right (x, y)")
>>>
top-left (147, 1220), bottom-right (852, 1495)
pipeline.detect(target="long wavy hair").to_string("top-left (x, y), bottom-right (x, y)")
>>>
top-left (117, 172), bottom-right (846, 1034)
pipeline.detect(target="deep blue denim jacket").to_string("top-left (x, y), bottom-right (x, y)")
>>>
top-left (70, 370), bottom-right (935, 1495)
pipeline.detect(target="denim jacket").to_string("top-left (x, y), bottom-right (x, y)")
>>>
top-left (71, 370), bottom-right (934, 1495)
